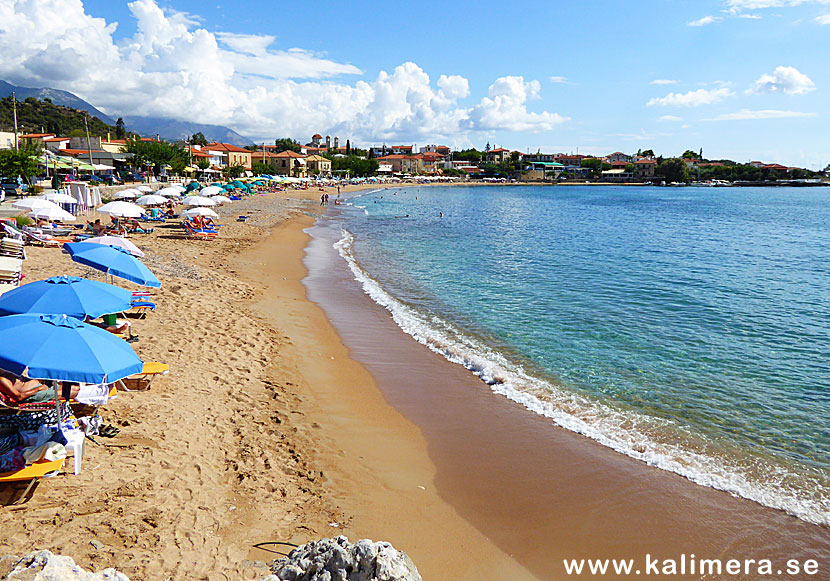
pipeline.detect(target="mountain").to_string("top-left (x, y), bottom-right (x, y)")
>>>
top-left (0, 80), bottom-right (254, 146)
top-left (0, 80), bottom-right (115, 125)
top-left (0, 95), bottom-right (119, 137)
top-left (122, 116), bottom-right (254, 147)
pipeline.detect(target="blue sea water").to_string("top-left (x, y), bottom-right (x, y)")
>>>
top-left (333, 185), bottom-right (830, 526)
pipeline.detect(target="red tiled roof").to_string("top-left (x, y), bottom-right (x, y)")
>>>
top-left (488, 148), bottom-right (510, 153)
top-left (312, 133), bottom-right (323, 139)
top-left (20, 133), bottom-right (54, 139)
top-left (44, 137), bottom-right (69, 142)
top-left (274, 150), bottom-right (307, 158)
top-left (205, 142), bottom-right (251, 153)
top-left (634, 159), bottom-right (657, 165)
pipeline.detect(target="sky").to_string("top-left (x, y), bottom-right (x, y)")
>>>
top-left (0, 0), bottom-right (828, 167)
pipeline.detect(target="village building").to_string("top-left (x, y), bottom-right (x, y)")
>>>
top-left (306, 154), bottom-right (332, 176)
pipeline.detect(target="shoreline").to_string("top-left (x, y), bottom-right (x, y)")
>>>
top-left (300, 190), bottom-right (830, 579)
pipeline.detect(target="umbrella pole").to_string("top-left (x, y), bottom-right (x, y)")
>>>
top-left (53, 380), bottom-right (63, 429)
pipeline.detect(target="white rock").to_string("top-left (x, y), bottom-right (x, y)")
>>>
top-left (269, 536), bottom-right (421, 581)
top-left (2, 550), bottom-right (130, 580)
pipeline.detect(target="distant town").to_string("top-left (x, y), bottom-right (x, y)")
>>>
top-left (0, 96), bottom-right (826, 188)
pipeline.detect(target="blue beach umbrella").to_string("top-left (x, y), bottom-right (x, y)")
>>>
top-left (64, 242), bottom-right (161, 288)
top-left (0, 276), bottom-right (133, 319)
top-left (0, 313), bottom-right (143, 383)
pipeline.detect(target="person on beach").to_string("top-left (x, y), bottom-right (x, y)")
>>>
top-left (320, 194), bottom-right (325, 206)
top-left (0, 370), bottom-right (81, 404)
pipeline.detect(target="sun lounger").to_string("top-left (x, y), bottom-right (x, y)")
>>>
top-left (0, 257), bottom-right (22, 291)
top-left (128, 300), bottom-right (155, 318)
top-left (184, 222), bottom-right (218, 240)
top-left (118, 362), bottom-right (169, 391)
top-left (0, 458), bottom-right (66, 503)
top-left (0, 237), bottom-right (25, 259)
top-left (22, 228), bottom-right (70, 247)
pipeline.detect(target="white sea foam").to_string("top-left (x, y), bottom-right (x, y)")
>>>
top-left (334, 228), bottom-right (830, 527)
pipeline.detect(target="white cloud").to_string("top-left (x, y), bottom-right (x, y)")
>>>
top-left (658, 115), bottom-right (683, 122)
top-left (549, 76), bottom-right (570, 84)
top-left (705, 109), bottom-right (816, 120)
top-left (651, 79), bottom-right (679, 85)
top-left (738, 12), bottom-right (763, 18)
top-left (465, 77), bottom-right (568, 132)
top-left (0, 0), bottom-right (565, 143)
top-left (689, 15), bottom-right (722, 26)
top-left (726, 0), bottom-right (830, 9)
top-left (747, 66), bottom-right (815, 95)
top-left (647, 88), bottom-right (734, 107)
top-left (815, 12), bottom-right (830, 22)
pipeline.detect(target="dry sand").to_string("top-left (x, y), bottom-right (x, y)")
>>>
top-left (0, 187), bottom-right (534, 580)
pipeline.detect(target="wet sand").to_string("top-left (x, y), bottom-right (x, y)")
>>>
top-left (299, 211), bottom-right (830, 580)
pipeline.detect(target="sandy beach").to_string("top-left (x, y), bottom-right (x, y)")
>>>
top-left (0, 187), bottom-right (534, 580)
top-left (0, 185), bottom-right (827, 580)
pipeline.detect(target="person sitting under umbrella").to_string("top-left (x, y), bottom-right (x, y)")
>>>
top-left (84, 314), bottom-right (138, 343)
top-left (0, 370), bottom-right (80, 404)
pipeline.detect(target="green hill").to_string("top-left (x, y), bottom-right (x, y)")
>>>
top-left (0, 96), bottom-right (122, 138)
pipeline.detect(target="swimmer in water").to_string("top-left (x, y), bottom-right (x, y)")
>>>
top-left (439, 212), bottom-right (444, 217)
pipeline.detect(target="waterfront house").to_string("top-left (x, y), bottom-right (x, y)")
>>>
top-left (634, 158), bottom-right (657, 178)
top-left (306, 154), bottom-right (332, 176)
top-left (485, 148), bottom-right (512, 164)
top-left (203, 143), bottom-right (252, 169)
top-left (273, 150), bottom-right (307, 177)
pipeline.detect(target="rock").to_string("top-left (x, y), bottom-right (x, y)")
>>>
top-left (268, 536), bottom-right (421, 581)
top-left (89, 540), bottom-right (105, 551)
top-left (1, 550), bottom-right (130, 580)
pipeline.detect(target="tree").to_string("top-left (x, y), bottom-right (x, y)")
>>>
top-left (367, 148), bottom-right (374, 159)
top-left (625, 163), bottom-right (637, 173)
top-left (485, 142), bottom-right (491, 152)
top-left (125, 137), bottom-right (188, 175)
top-left (190, 132), bottom-right (208, 146)
top-left (115, 117), bottom-right (126, 140)
top-left (580, 157), bottom-right (611, 178)
top-left (453, 148), bottom-right (482, 163)
top-left (346, 139), bottom-right (351, 156)
top-left (681, 150), bottom-right (700, 160)
top-left (196, 158), bottom-right (209, 170)
top-left (274, 137), bottom-right (301, 153)
top-left (0, 143), bottom-right (41, 185)
top-left (251, 162), bottom-right (271, 175)
top-left (640, 149), bottom-right (654, 158)
top-left (223, 164), bottom-right (245, 178)
top-left (656, 158), bottom-right (689, 183)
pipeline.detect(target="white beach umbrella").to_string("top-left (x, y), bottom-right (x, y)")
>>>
top-left (136, 185), bottom-right (153, 193)
top-left (183, 207), bottom-right (219, 218)
top-left (97, 201), bottom-right (144, 218)
top-left (170, 184), bottom-right (186, 192)
top-left (210, 195), bottom-right (231, 204)
top-left (112, 189), bottom-right (140, 200)
top-left (83, 235), bottom-right (145, 257)
top-left (38, 192), bottom-right (77, 204)
top-left (182, 196), bottom-right (216, 207)
top-left (135, 194), bottom-right (167, 206)
top-left (12, 198), bottom-right (62, 211)
top-left (156, 187), bottom-right (182, 197)
top-left (28, 207), bottom-right (76, 222)
top-left (199, 185), bottom-right (223, 197)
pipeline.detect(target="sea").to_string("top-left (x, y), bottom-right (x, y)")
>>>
top-left (329, 184), bottom-right (829, 527)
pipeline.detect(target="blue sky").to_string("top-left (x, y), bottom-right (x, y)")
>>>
top-left (3, 0), bottom-right (828, 167)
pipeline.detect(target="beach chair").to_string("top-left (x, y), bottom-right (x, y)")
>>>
top-left (0, 257), bottom-right (22, 291)
top-left (0, 237), bottom-right (25, 259)
top-left (128, 301), bottom-right (155, 318)
top-left (118, 362), bottom-right (169, 391)
top-left (22, 228), bottom-right (69, 247)
top-left (0, 459), bottom-right (66, 503)
top-left (184, 222), bottom-right (218, 240)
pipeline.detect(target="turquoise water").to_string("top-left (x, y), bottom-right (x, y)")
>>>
top-left (335, 185), bottom-right (830, 525)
